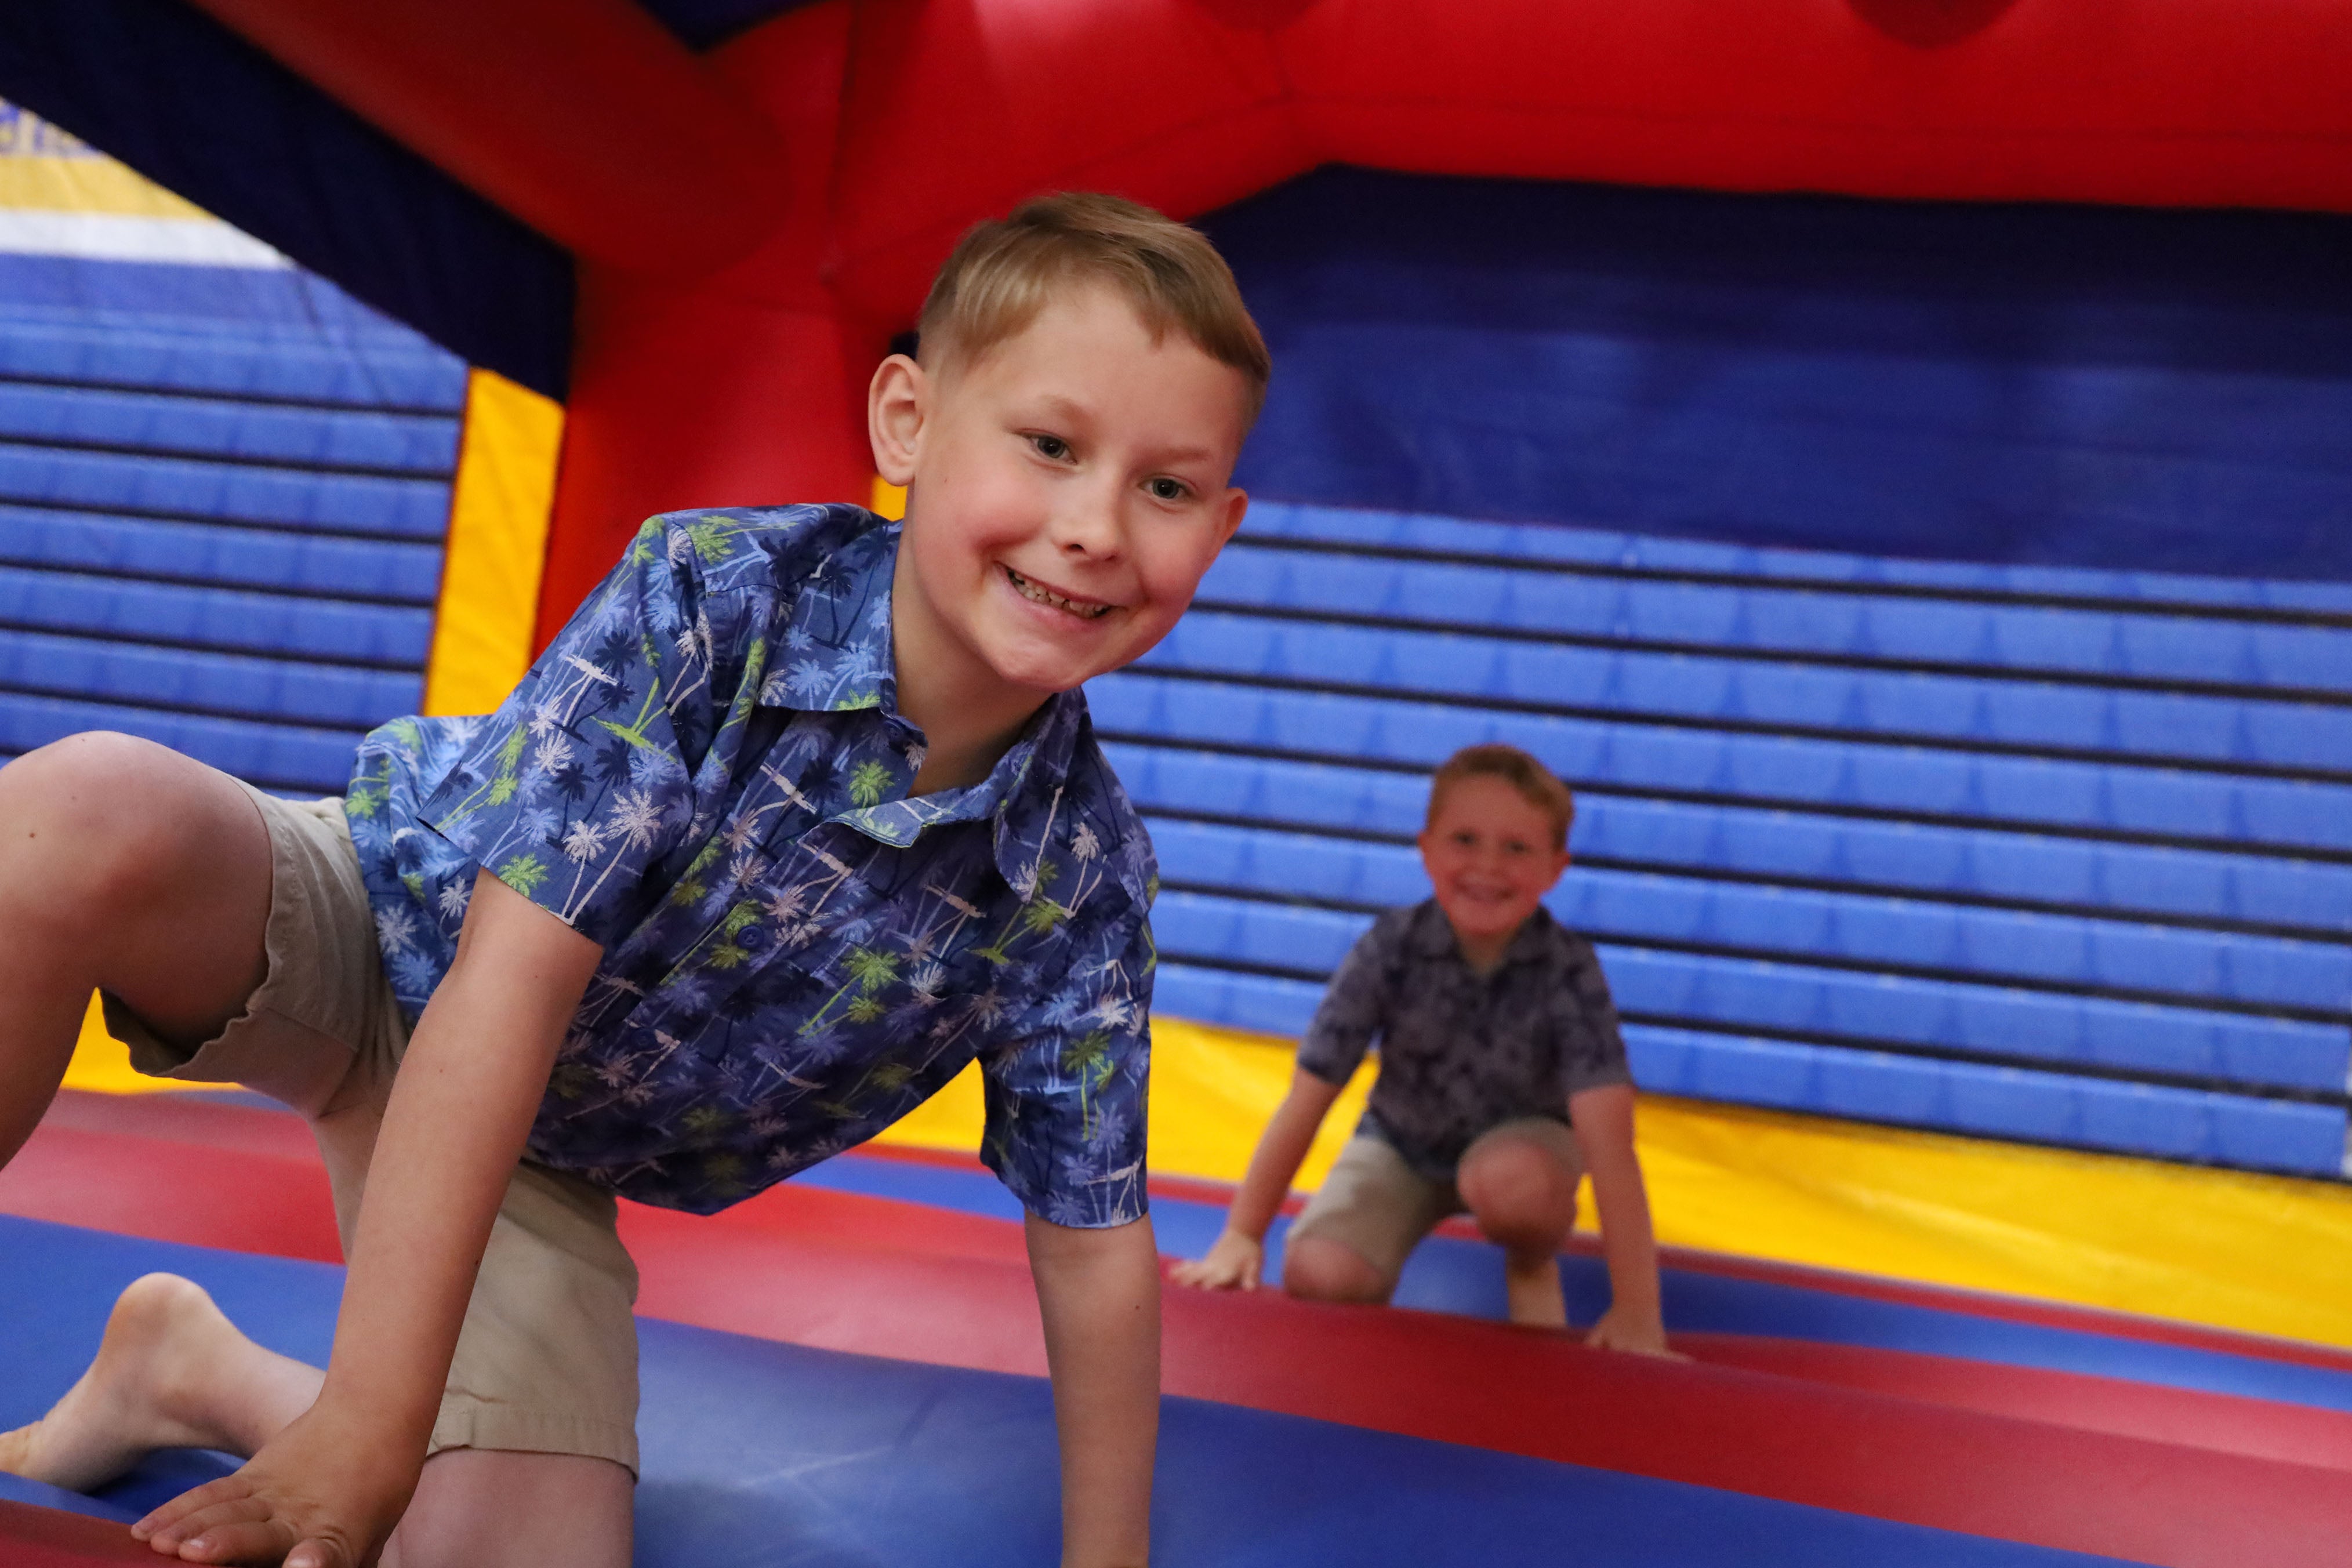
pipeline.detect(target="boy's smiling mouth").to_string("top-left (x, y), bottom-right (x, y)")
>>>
top-left (1004, 564), bottom-right (1117, 620)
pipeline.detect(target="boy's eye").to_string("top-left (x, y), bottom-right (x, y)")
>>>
top-left (1146, 476), bottom-right (1189, 502)
top-left (1030, 433), bottom-right (1071, 461)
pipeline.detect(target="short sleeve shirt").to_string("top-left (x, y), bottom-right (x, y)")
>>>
top-left (343, 506), bottom-right (1157, 1227)
top-left (1295, 901), bottom-right (1632, 1181)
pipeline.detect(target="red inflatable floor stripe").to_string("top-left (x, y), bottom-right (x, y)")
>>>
top-left (8, 1109), bottom-right (2347, 1567)
top-left (1673, 1333), bottom-right (2352, 1472)
top-left (0, 1500), bottom-right (150, 1566)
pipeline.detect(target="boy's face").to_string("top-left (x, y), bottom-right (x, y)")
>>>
top-left (1417, 776), bottom-right (1573, 950)
top-left (872, 283), bottom-right (1251, 703)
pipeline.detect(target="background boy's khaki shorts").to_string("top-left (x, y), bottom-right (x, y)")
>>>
top-left (1286, 1119), bottom-right (1583, 1300)
top-left (100, 779), bottom-right (642, 1475)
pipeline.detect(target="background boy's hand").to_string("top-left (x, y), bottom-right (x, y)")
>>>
top-left (130, 1399), bottom-right (415, 1567)
top-left (1582, 1301), bottom-right (1684, 1359)
top-left (1170, 1228), bottom-right (1264, 1290)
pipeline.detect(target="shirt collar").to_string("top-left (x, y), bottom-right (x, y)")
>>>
top-left (778, 519), bottom-right (1110, 898)
top-left (770, 515), bottom-right (902, 717)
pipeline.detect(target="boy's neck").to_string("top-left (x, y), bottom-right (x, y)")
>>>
top-left (890, 568), bottom-right (1051, 798)
top-left (1447, 917), bottom-right (1523, 979)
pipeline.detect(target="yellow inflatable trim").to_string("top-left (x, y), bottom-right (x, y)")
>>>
top-left (422, 369), bottom-right (565, 718)
top-left (61, 975), bottom-right (2352, 1348)
top-left (878, 1015), bottom-right (2352, 1352)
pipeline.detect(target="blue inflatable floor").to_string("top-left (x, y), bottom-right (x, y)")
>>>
top-left (0, 1216), bottom-right (2119, 1566)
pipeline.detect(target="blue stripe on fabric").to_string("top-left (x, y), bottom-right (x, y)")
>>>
top-left (0, 505), bottom-right (443, 602)
top-left (1088, 672), bottom-right (2352, 852)
top-left (1239, 503), bottom-right (2352, 616)
top-left (0, 383), bottom-right (460, 474)
top-left (1137, 611), bottom-right (2352, 774)
top-left (0, 299), bottom-right (467, 409)
top-left (1104, 741), bottom-right (2352, 933)
top-left (0, 0), bottom-right (570, 397)
top-left (1202, 537), bottom-right (2352, 694)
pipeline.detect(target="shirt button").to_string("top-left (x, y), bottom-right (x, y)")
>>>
top-left (738, 927), bottom-right (769, 950)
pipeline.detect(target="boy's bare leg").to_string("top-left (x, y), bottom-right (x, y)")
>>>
top-left (0, 733), bottom-right (272, 1164)
top-left (1456, 1132), bottom-right (1579, 1329)
top-left (1279, 1236), bottom-right (1391, 1305)
top-left (1, 1271), bottom-right (632, 1568)
top-left (0, 1274), bottom-right (315, 1491)
top-left (0, 736), bottom-right (633, 1568)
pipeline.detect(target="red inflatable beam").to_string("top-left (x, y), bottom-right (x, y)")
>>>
top-left (0, 1501), bottom-right (150, 1567)
top-left (179, 0), bottom-right (793, 275)
top-left (9, 1097), bottom-right (2351, 1567)
top-left (536, 0), bottom-right (2352, 636)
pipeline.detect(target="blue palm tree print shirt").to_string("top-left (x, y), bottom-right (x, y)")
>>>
top-left (343, 504), bottom-right (1156, 1226)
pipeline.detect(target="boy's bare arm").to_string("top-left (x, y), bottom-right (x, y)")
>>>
top-left (135, 871), bottom-right (601, 1567)
top-left (1568, 1084), bottom-right (1678, 1357)
top-left (1170, 1067), bottom-right (1342, 1290)
top-left (1026, 1213), bottom-right (1162, 1568)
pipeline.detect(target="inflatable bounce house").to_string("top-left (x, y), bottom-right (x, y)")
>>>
top-left (1, 0), bottom-right (2349, 1561)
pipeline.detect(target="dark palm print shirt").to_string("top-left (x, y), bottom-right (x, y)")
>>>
top-left (344, 505), bottom-right (1156, 1226)
top-left (1297, 901), bottom-right (1634, 1181)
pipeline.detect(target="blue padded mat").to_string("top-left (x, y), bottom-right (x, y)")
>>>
top-left (0, 1216), bottom-right (2115, 1566)
top-left (785, 1157), bottom-right (2352, 1418)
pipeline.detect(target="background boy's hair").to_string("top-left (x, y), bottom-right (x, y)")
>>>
top-left (1426, 744), bottom-right (1576, 850)
top-left (918, 191), bottom-right (1271, 429)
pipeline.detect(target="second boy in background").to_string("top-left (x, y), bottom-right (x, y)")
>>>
top-left (1176, 745), bottom-right (1674, 1353)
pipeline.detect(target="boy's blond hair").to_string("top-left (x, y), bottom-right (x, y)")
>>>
top-left (919, 191), bottom-right (1271, 429)
top-left (1426, 744), bottom-right (1576, 851)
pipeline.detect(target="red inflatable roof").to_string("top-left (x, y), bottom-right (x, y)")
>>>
top-left (177, 0), bottom-right (2352, 630)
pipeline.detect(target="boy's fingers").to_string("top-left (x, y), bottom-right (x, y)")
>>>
top-left (135, 1478), bottom-right (251, 1539)
top-left (175, 1518), bottom-right (297, 1565)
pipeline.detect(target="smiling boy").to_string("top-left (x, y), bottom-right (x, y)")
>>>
top-left (1175, 746), bottom-right (1672, 1353)
top-left (0, 194), bottom-right (1263, 1568)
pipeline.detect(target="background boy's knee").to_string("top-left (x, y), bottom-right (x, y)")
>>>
top-left (1281, 1236), bottom-right (1389, 1305)
top-left (1457, 1135), bottom-right (1578, 1246)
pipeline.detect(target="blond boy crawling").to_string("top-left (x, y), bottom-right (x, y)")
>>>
top-left (0, 194), bottom-right (1266, 1568)
top-left (1175, 746), bottom-right (1675, 1354)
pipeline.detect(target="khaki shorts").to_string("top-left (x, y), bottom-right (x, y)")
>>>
top-left (103, 781), bottom-right (641, 1474)
top-left (1286, 1119), bottom-right (1583, 1300)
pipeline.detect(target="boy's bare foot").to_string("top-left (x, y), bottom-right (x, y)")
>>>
top-left (1503, 1251), bottom-right (1569, 1329)
top-left (0, 1273), bottom-right (257, 1491)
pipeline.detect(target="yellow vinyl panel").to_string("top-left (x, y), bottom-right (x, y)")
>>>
top-left (879, 1014), bottom-right (2352, 1351)
top-left (421, 369), bottom-right (565, 717)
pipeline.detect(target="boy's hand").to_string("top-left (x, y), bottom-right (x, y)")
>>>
top-left (1582, 1301), bottom-right (1684, 1360)
top-left (132, 1398), bottom-right (414, 1566)
top-left (1169, 1228), bottom-right (1263, 1291)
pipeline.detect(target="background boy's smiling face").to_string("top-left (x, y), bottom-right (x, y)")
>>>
top-left (1418, 776), bottom-right (1573, 953)
top-left (877, 282), bottom-right (1253, 705)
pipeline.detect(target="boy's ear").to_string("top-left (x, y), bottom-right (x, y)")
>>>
top-left (1214, 486), bottom-right (1249, 549)
top-left (868, 353), bottom-right (927, 487)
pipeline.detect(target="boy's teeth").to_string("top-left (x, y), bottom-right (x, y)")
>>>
top-left (1007, 568), bottom-right (1112, 619)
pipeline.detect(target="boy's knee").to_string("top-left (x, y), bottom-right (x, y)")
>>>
top-left (0, 732), bottom-right (215, 908)
top-left (1280, 1236), bottom-right (1389, 1305)
top-left (1458, 1138), bottom-right (1576, 1246)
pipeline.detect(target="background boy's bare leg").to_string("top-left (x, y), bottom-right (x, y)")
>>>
top-left (1456, 1130), bottom-right (1578, 1329)
top-left (0, 733), bottom-right (273, 1165)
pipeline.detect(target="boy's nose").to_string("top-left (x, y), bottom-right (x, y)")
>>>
top-left (1049, 480), bottom-right (1126, 559)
